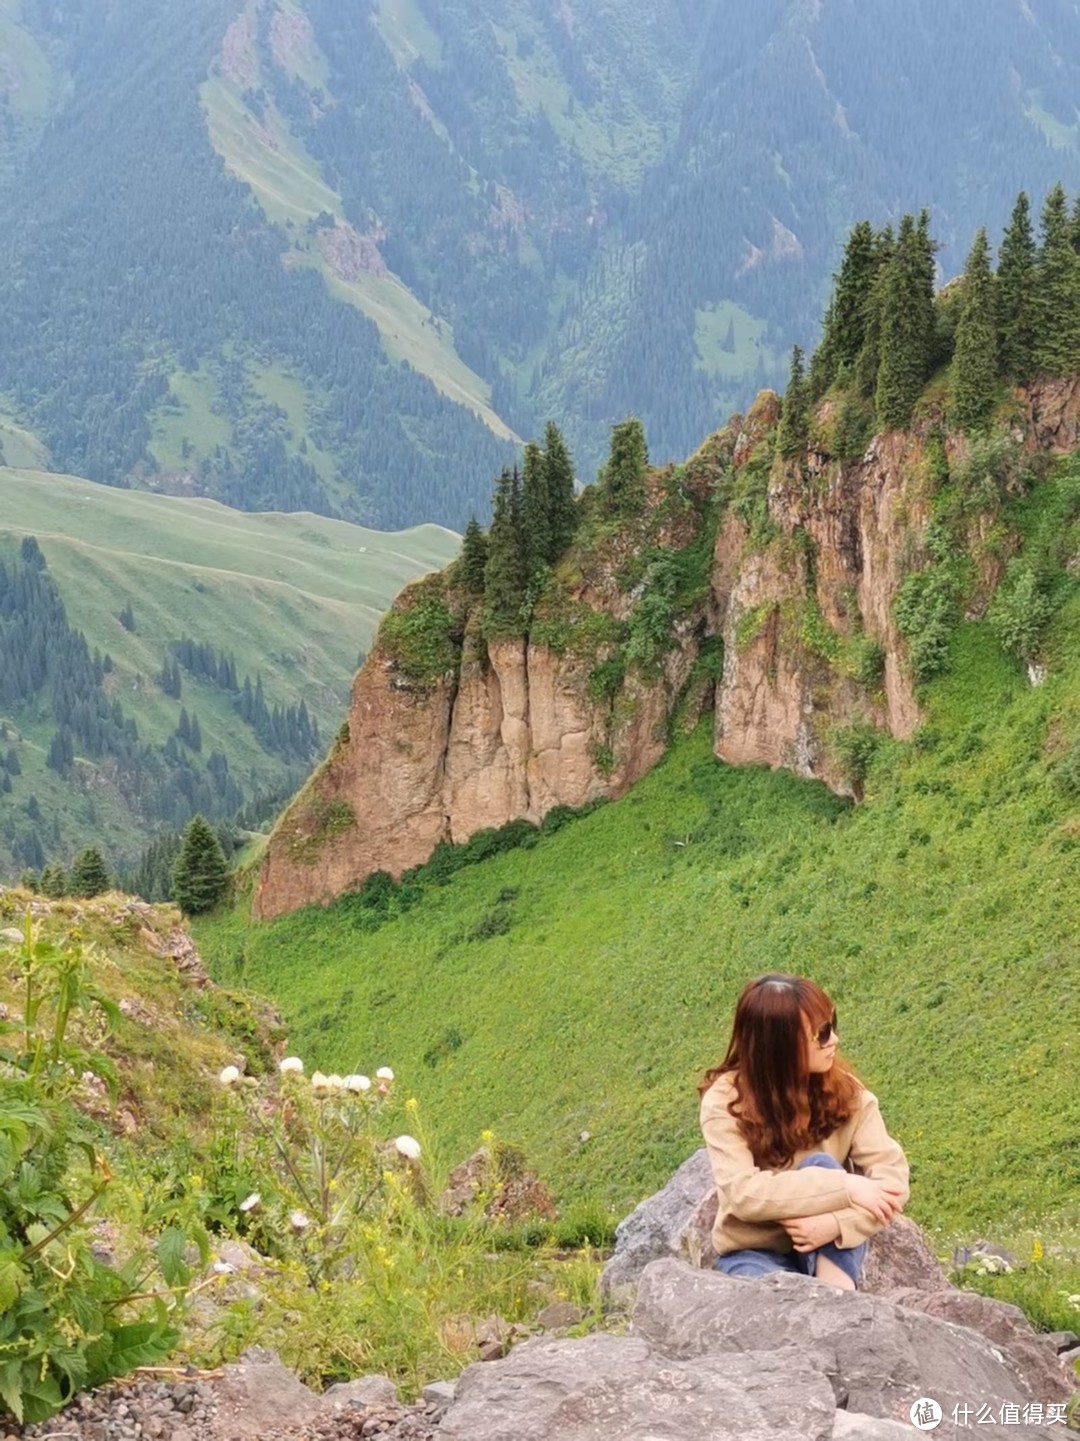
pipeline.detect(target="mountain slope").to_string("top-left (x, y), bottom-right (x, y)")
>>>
top-left (4, 1), bottom-right (1079, 522)
top-left (0, 470), bottom-right (457, 872)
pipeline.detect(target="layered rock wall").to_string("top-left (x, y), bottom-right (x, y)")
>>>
top-left (713, 424), bottom-right (926, 789)
top-left (255, 616), bottom-right (707, 919)
top-left (254, 381), bottom-right (1080, 920)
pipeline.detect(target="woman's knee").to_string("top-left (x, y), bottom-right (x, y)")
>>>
top-left (796, 1152), bottom-right (845, 1171)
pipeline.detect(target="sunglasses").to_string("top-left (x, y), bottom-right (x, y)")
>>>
top-left (814, 1012), bottom-right (838, 1046)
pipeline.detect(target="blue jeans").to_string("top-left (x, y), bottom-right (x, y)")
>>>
top-left (713, 1153), bottom-right (869, 1287)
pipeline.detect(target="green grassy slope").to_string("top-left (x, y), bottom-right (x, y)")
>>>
top-left (200, 74), bottom-right (516, 445)
top-left (0, 470), bottom-right (458, 864)
top-left (196, 601), bottom-right (1080, 1247)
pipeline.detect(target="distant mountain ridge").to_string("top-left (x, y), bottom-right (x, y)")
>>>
top-left (2, 0), bottom-right (1080, 526)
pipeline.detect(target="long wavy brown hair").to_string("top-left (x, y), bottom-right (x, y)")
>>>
top-left (699, 973), bottom-right (861, 1168)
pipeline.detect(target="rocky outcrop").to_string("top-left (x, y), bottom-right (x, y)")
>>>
top-left (439, 1332), bottom-right (838, 1441)
top-left (255, 528), bottom-right (711, 917)
top-left (255, 379), bottom-right (1080, 919)
top-left (1022, 374), bottom-right (1080, 453)
top-left (599, 1146), bottom-right (949, 1304)
top-left (255, 619), bottom-right (708, 917)
top-left (434, 1259), bottom-right (1067, 1440)
top-left (713, 421), bottom-right (926, 788)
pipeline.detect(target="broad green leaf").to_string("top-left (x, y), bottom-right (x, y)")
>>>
top-left (156, 1225), bottom-right (189, 1287)
top-left (89, 1319), bottom-right (179, 1385)
top-left (0, 1359), bottom-right (24, 1422)
top-left (0, 1257), bottom-right (25, 1313)
top-left (20, 1370), bottom-right (65, 1424)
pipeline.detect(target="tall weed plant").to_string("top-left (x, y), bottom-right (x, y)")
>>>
top-left (0, 915), bottom-right (184, 1424)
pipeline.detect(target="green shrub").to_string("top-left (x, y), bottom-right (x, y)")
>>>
top-left (591, 742), bottom-right (616, 776)
top-left (735, 602), bottom-right (776, 652)
top-left (468, 906), bottom-right (513, 941)
top-left (829, 722), bottom-right (880, 791)
top-left (587, 653), bottom-right (626, 703)
top-left (728, 447), bottom-right (777, 548)
top-left (987, 562), bottom-right (1054, 663)
top-left (952, 432), bottom-right (1020, 512)
top-left (846, 634), bottom-right (886, 688)
top-left (379, 594), bottom-right (460, 685)
top-left (894, 565), bottom-right (961, 682)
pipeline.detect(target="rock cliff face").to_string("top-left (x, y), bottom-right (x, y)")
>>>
top-left (713, 411), bottom-right (924, 789)
top-left (254, 381), bottom-right (1080, 920)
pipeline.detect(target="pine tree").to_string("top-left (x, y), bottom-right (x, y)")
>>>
top-left (4, 746), bottom-right (19, 776)
top-left (19, 536), bottom-right (45, 570)
top-left (853, 225), bottom-right (895, 399)
top-left (483, 467), bottom-right (529, 632)
top-left (70, 846), bottom-right (110, 898)
top-left (1034, 184), bottom-right (1080, 377)
top-left (599, 418), bottom-right (648, 515)
top-left (875, 213), bottom-right (937, 429)
top-left (951, 229), bottom-right (999, 432)
top-left (459, 518), bottom-right (488, 594)
top-left (777, 346), bottom-right (810, 457)
top-left (171, 814), bottom-right (229, 914)
top-left (997, 192), bottom-right (1038, 382)
top-left (521, 440), bottom-right (550, 581)
top-left (40, 864), bottom-right (67, 899)
top-left (542, 422), bottom-right (577, 561)
top-left (815, 220), bottom-right (880, 389)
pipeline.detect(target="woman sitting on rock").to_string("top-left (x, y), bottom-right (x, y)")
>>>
top-left (699, 972), bottom-right (909, 1291)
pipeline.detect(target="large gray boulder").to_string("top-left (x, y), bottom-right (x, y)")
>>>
top-left (437, 1332), bottom-right (837, 1441)
top-left (599, 1149), bottom-right (948, 1301)
top-left (884, 1286), bottom-right (1073, 1406)
top-left (860, 1214), bottom-right (950, 1294)
top-left (630, 1259), bottom-right (1059, 1438)
top-left (599, 1148), bottom-right (717, 1301)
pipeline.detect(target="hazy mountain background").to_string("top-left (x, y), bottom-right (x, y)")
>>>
top-left (4, 0), bottom-right (1080, 531)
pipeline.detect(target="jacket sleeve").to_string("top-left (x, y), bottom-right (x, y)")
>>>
top-left (831, 1090), bottom-right (910, 1249)
top-left (700, 1087), bottom-right (851, 1222)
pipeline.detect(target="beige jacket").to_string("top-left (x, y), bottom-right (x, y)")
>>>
top-left (699, 1072), bottom-right (910, 1254)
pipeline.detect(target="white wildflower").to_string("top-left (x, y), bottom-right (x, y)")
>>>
top-left (325, 1073), bottom-right (345, 1092)
top-left (290, 1210), bottom-right (311, 1232)
top-left (310, 1071), bottom-right (331, 1094)
top-left (279, 1057), bottom-right (304, 1075)
top-left (219, 1065), bottom-right (241, 1086)
top-left (394, 1134), bottom-right (422, 1161)
top-left (345, 1074), bottom-right (371, 1093)
top-left (239, 1193), bottom-right (261, 1213)
top-left (376, 1067), bottom-right (395, 1081)
top-left (212, 1260), bottom-right (236, 1275)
